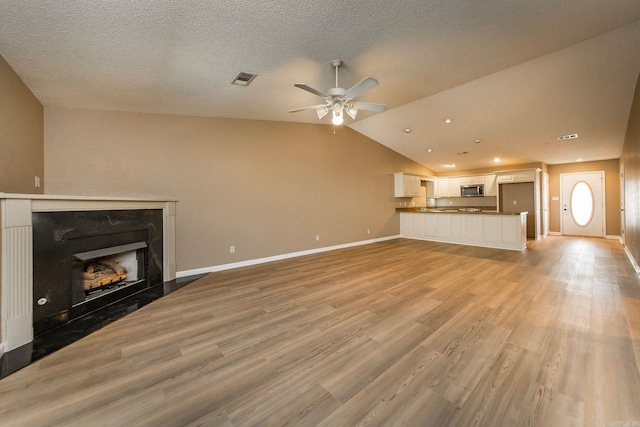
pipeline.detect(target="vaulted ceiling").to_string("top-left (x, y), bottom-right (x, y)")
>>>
top-left (1, 1), bottom-right (639, 172)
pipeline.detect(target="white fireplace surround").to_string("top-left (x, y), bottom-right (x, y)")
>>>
top-left (0, 193), bottom-right (177, 356)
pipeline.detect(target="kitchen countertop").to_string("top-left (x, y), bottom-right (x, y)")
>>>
top-left (396, 207), bottom-right (527, 216)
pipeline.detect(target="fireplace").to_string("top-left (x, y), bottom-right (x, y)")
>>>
top-left (0, 194), bottom-right (177, 360)
top-left (32, 209), bottom-right (163, 336)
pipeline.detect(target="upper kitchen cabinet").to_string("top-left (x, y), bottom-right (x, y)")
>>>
top-left (459, 175), bottom-right (484, 186)
top-left (433, 174), bottom-right (496, 198)
top-left (495, 170), bottom-right (536, 183)
top-left (435, 177), bottom-right (450, 197)
top-left (394, 172), bottom-right (432, 197)
top-left (484, 174), bottom-right (497, 197)
top-left (448, 177), bottom-right (461, 197)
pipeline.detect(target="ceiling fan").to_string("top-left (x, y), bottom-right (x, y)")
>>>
top-left (289, 60), bottom-right (387, 125)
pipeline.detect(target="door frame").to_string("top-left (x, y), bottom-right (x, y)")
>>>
top-left (542, 172), bottom-right (549, 238)
top-left (560, 171), bottom-right (606, 237)
top-left (620, 161), bottom-right (625, 245)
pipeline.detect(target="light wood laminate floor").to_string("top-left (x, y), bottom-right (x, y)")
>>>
top-left (1, 236), bottom-right (640, 426)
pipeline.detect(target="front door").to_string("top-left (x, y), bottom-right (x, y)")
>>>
top-left (561, 172), bottom-right (605, 237)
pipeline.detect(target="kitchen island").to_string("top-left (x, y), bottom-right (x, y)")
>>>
top-left (397, 208), bottom-right (528, 251)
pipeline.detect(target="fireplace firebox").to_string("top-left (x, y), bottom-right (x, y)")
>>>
top-left (72, 241), bottom-right (148, 305)
top-left (32, 209), bottom-right (163, 336)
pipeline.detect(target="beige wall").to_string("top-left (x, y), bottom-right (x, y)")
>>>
top-left (44, 108), bottom-right (432, 273)
top-left (621, 71), bottom-right (640, 264)
top-left (0, 54), bottom-right (44, 193)
top-left (547, 159), bottom-right (620, 236)
top-left (500, 182), bottom-right (536, 238)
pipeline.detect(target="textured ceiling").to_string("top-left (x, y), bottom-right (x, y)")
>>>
top-left (1, 1), bottom-right (639, 172)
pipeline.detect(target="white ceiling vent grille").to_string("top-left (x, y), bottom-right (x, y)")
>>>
top-left (557, 133), bottom-right (578, 141)
top-left (231, 72), bottom-right (258, 86)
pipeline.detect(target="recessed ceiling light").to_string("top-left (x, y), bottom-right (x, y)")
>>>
top-left (404, 128), bottom-right (412, 133)
top-left (426, 148), bottom-right (433, 153)
top-left (576, 158), bottom-right (583, 162)
top-left (446, 163), bottom-right (456, 168)
top-left (474, 139), bottom-right (481, 143)
top-left (494, 158), bottom-right (500, 163)
top-left (444, 118), bottom-right (453, 124)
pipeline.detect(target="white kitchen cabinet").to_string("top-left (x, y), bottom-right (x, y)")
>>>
top-left (436, 178), bottom-right (450, 197)
top-left (400, 212), bottom-right (413, 235)
top-left (460, 175), bottom-right (484, 186)
top-left (515, 171), bottom-right (535, 182)
top-left (483, 216), bottom-right (501, 243)
top-left (450, 215), bottom-right (465, 240)
top-left (471, 175), bottom-right (485, 185)
top-left (484, 174), bottom-right (497, 196)
top-left (423, 214), bottom-right (437, 237)
top-left (424, 180), bottom-right (435, 198)
top-left (409, 175), bottom-right (422, 196)
top-left (436, 214), bottom-right (450, 239)
top-left (496, 173), bottom-right (515, 184)
top-left (399, 211), bottom-right (527, 251)
top-left (466, 215), bottom-right (483, 242)
top-left (448, 178), bottom-right (461, 197)
top-left (495, 170), bottom-right (535, 183)
top-left (410, 213), bottom-right (424, 237)
top-left (430, 173), bottom-right (502, 198)
top-left (394, 172), bottom-right (422, 197)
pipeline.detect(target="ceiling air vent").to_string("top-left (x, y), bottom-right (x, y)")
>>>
top-left (231, 72), bottom-right (258, 86)
top-left (557, 133), bottom-right (578, 141)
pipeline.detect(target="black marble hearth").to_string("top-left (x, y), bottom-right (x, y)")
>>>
top-left (0, 274), bottom-right (206, 379)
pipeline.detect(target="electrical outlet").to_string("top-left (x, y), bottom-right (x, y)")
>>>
top-left (367, 229), bottom-right (370, 234)
top-left (315, 235), bottom-right (320, 241)
top-left (35, 176), bottom-right (41, 188)
top-left (229, 245), bottom-right (235, 253)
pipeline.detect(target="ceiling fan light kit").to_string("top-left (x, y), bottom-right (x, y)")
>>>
top-left (289, 60), bottom-right (387, 125)
top-left (332, 110), bottom-right (344, 125)
top-left (316, 106), bottom-right (329, 119)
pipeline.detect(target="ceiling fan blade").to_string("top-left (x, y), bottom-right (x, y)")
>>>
top-left (344, 77), bottom-right (379, 100)
top-left (288, 103), bottom-right (330, 113)
top-left (354, 101), bottom-right (387, 113)
top-left (294, 84), bottom-right (329, 98)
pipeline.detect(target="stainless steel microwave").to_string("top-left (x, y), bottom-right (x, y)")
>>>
top-left (461, 184), bottom-right (484, 197)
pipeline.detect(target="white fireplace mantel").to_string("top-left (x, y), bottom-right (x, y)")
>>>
top-left (0, 193), bottom-right (177, 355)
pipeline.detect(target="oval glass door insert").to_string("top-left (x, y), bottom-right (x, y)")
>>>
top-left (570, 181), bottom-right (594, 226)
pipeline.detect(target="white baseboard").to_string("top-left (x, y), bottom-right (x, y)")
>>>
top-left (177, 235), bottom-right (401, 278)
top-left (0, 342), bottom-right (5, 358)
top-left (624, 245), bottom-right (640, 278)
top-left (549, 231), bottom-right (562, 236)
